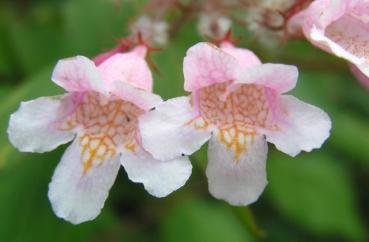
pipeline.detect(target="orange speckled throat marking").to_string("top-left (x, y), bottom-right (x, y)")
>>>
top-left (60, 93), bottom-right (143, 175)
top-left (198, 83), bottom-right (271, 160)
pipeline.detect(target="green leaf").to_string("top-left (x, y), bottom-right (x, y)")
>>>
top-left (293, 71), bottom-right (369, 165)
top-left (0, 66), bottom-right (120, 242)
top-left (267, 151), bottom-right (366, 241)
top-left (330, 111), bottom-right (369, 165)
top-left (0, 84), bottom-right (12, 102)
top-left (8, 4), bottom-right (64, 75)
top-left (160, 198), bottom-right (254, 242)
top-left (0, 9), bottom-right (17, 80)
top-left (153, 20), bottom-right (201, 99)
top-left (62, 0), bottom-right (135, 56)
top-left (0, 65), bottom-right (62, 168)
top-left (6, 0), bottom-right (137, 75)
top-left (0, 148), bottom-right (117, 242)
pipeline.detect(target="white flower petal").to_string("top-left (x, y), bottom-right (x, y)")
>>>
top-left (52, 55), bottom-right (107, 94)
top-left (8, 95), bottom-right (75, 153)
top-left (266, 95), bottom-right (331, 157)
top-left (48, 140), bottom-right (120, 224)
top-left (183, 42), bottom-right (240, 92)
top-left (139, 96), bottom-right (212, 161)
top-left (97, 50), bottom-right (153, 91)
top-left (236, 63), bottom-right (298, 93)
top-left (110, 80), bottom-right (162, 111)
top-left (206, 134), bottom-right (268, 206)
top-left (220, 42), bottom-right (262, 70)
top-left (310, 26), bottom-right (365, 65)
top-left (121, 145), bottom-right (192, 198)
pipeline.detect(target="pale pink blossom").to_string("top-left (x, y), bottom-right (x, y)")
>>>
top-left (7, 46), bottom-right (191, 224)
top-left (130, 16), bottom-right (169, 46)
top-left (139, 42), bottom-right (331, 206)
top-left (289, 0), bottom-right (369, 89)
top-left (197, 13), bottom-right (232, 39)
top-left (243, 0), bottom-right (296, 47)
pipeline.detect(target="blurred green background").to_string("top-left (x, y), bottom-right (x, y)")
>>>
top-left (0, 0), bottom-right (369, 242)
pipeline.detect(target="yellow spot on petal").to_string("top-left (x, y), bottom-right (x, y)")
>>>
top-left (125, 142), bottom-right (136, 153)
top-left (219, 127), bottom-right (256, 162)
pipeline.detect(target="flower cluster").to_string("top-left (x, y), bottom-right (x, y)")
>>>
top-left (7, 38), bottom-right (331, 224)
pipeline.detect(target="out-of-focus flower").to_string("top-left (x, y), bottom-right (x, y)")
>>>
top-left (139, 42), bottom-right (331, 206)
top-left (130, 16), bottom-right (169, 46)
top-left (198, 13), bottom-right (232, 40)
top-left (262, 0), bottom-right (296, 10)
top-left (245, 0), bottom-right (295, 46)
top-left (246, 6), bottom-right (284, 46)
top-left (7, 46), bottom-right (191, 224)
top-left (288, 0), bottom-right (369, 89)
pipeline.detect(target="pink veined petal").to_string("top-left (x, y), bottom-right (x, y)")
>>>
top-left (220, 42), bottom-right (262, 70)
top-left (7, 94), bottom-right (76, 153)
top-left (206, 134), bottom-right (268, 206)
top-left (110, 81), bottom-right (162, 111)
top-left (183, 42), bottom-right (240, 92)
top-left (309, 14), bottom-right (368, 65)
top-left (48, 139), bottom-right (120, 224)
top-left (97, 46), bottom-right (152, 92)
top-left (265, 95), bottom-right (331, 157)
top-left (121, 145), bottom-right (192, 198)
top-left (351, 0), bottom-right (369, 18)
top-left (139, 96), bottom-right (212, 161)
top-left (52, 56), bottom-right (107, 94)
top-left (235, 63), bottom-right (298, 94)
top-left (301, 0), bottom-right (369, 69)
top-left (302, 0), bottom-right (351, 31)
top-left (93, 44), bottom-right (128, 66)
top-left (350, 63), bottom-right (369, 90)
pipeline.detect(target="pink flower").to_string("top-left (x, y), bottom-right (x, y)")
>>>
top-left (130, 16), bottom-right (169, 46)
top-left (289, 0), bottom-right (369, 89)
top-left (139, 42), bottom-right (331, 206)
top-left (350, 63), bottom-right (369, 89)
top-left (7, 46), bottom-right (192, 224)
